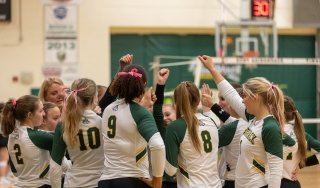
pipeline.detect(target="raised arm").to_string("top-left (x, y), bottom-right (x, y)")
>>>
top-left (153, 68), bottom-right (170, 139)
top-left (99, 54), bottom-right (133, 113)
top-left (198, 55), bottom-right (248, 121)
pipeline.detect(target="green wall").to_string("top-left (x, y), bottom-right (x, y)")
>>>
top-left (111, 34), bottom-right (317, 137)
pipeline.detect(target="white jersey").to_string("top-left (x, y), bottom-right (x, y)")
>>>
top-left (100, 99), bottom-right (160, 180)
top-left (165, 113), bottom-right (222, 188)
top-left (221, 119), bottom-right (248, 181)
top-left (50, 110), bottom-right (104, 188)
top-left (283, 123), bottom-right (299, 180)
top-left (8, 125), bottom-right (53, 188)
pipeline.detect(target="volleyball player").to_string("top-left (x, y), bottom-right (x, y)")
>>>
top-left (199, 55), bottom-right (288, 188)
top-left (39, 102), bottom-right (61, 132)
top-left (39, 77), bottom-right (66, 111)
top-left (50, 78), bottom-right (104, 188)
top-left (99, 64), bottom-right (165, 188)
top-left (2, 95), bottom-right (53, 188)
top-left (201, 84), bottom-right (248, 188)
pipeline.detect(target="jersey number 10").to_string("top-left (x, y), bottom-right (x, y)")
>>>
top-left (78, 127), bottom-right (101, 151)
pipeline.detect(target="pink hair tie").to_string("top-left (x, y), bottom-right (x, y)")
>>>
top-left (117, 68), bottom-right (142, 78)
top-left (65, 86), bottom-right (89, 107)
top-left (12, 99), bottom-right (17, 109)
top-left (269, 82), bottom-right (277, 90)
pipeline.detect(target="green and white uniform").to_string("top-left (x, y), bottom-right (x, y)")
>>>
top-left (100, 99), bottom-right (165, 180)
top-left (165, 113), bottom-right (225, 188)
top-left (8, 125), bottom-right (53, 188)
top-left (220, 119), bottom-right (248, 181)
top-left (283, 127), bottom-right (320, 179)
top-left (305, 133), bottom-right (320, 166)
top-left (50, 110), bottom-right (104, 188)
top-left (283, 123), bottom-right (300, 180)
top-left (218, 80), bottom-right (284, 188)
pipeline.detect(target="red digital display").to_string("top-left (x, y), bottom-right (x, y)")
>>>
top-left (252, 0), bottom-right (270, 18)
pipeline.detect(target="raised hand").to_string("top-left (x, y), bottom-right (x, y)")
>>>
top-left (201, 83), bottom-right (212, 97)
top-left (140, 87), bottom-right (156, 111)
top-left (198, 55), bottom-right (224, 84)
top-left (201, 83), bottom-right (214, 109)
top-left (119, 54), bottom-right (133, 72)
top-left (198, 55), bottom-right (215, 71)
top-left (157, 68), bottom-right (170, 85)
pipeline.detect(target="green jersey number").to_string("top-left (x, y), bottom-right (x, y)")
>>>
top-left (201, 130), bottom-right (213, 153)
top-left (107, 115), bottom-right (117, 138)
top-left (78, 127), bottom-right (101, 151)
top-left (14, 144), bottom-right (24, 164)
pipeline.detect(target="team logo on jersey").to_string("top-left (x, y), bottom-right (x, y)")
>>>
top-left (82, 117), bottom-right (90, 124)
top-left (198, 120), bottom-right (205, 126)
top-left (112, 105), bottom-right (118, 111)
top-left (243, 128), bottom-right (257, 144)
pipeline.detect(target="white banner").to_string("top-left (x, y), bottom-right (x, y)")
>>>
top-left (44, 4), bottom-right (77, 38)
top-left (45, 39), bottom-right (77, 63)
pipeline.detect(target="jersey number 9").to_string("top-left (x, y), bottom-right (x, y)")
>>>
top-left (107, 115), bottom-right (117, 138)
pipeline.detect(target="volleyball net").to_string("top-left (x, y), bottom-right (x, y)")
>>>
top-left (151, 55), bottom-right (320, 125)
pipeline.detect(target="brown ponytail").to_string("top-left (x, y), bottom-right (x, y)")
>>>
top-left (1, 95), bottom-right (40, 136)
top-left (284, 96), bottom-right (307, 167)
top-left (174, 81), bottom-right (201, 153)
top-left (63, 78), bottom-right (97, 148)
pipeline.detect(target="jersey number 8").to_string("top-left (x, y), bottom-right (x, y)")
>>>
top-left (201, 130), bottom-right (213, 153)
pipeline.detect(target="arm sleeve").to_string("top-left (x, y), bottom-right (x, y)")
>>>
top-left (148, 132), bottom-right (165, 177)
top-left (262, 123), bottom-right (283, 188)
top-left (306, 133), bottom-right (320, 152)
top-left (164, 120), bottom-right (186, 176)
top-left (210, 103), bottom-right (230, 122)
top-left (305, 133), bottom-right (320, 167)
top-left (282, 133), bottom-right (298, 158)
top-left (217, 80), bottom-right (254, 121)
top-left (218, 120), bottom-right (238, 147)
top-left (50, 123), bottom-right (67, 165)
top-left (98, 80), bottom-right (117, 115)
top-left (153, 84), bottom-right (166, 139)
top-left (305, 154), bottom-right (320, 166)
top-left (28, 129), bottom-right (53, 150)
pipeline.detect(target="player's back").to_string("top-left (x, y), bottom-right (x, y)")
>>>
top-left (101, 99), bottom-right (153, 180)
top-left (63, 110), bottom-right (104, 188)
top-left (8, 125), bottom-right (51, 188)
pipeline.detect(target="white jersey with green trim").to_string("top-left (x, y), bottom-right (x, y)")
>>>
top-left (235, 117), bottom-right (283, 188)
top-left (165, 113), bottom-right (221, 188)
top-left (100, 99), bottom-right (160, 180)
top-left (8, 125), bottom-right (51, 188)
top-left (221, 119), bottom-right (248, 181)
top-left (64, 110), bottom-right (104, 187)
top-left (218, 80), bottom-right (284, 188)
top-left (282, 123), bottom-right (299, 180)
top-left (50, 110), bottom-right (104, 188)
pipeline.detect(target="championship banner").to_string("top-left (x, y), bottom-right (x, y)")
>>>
top-left (43, 0), bottom-right (79, 86)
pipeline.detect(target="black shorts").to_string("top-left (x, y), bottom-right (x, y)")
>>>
top-left (98, 177), bottom-right (150, 188)
top-left (281, 178), bottom-right (301, 188)
top-left (0, 134), bottom-right (8, 148)
top-left (223, 180), bottom-right (235, 188)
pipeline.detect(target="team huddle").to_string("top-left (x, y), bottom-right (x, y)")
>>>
top-left (0, 54), bottom-right (319, 188)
